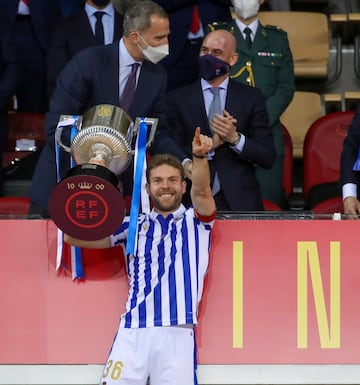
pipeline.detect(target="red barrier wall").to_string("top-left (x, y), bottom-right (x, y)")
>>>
top-left (1, 219), bottom-right (359, 365)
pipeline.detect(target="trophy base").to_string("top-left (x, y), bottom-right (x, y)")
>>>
top-left (49, 164), bottom-right (125, 241)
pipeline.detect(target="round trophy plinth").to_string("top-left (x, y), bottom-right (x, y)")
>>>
top-left (49, 164), bottom-right (125, 241)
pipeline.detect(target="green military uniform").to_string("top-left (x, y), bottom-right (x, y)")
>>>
top-left (209, 20), bottom-right (295, 207)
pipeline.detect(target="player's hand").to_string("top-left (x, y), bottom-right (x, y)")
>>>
top-left (88, 156), bottom-right (106, 167)
top-left (192, 126), bottom-right (212, 157)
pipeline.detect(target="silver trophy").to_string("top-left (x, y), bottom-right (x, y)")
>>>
top-left (56, 104), bottom-right (157, 175)
top-left (49, 104), bottom-right (158, 241)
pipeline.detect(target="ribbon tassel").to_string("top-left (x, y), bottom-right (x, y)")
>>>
top-left (126, 119), bottom-right (148, 257)
top-left (55, 116), bottom-right (84, 280)
top-left (353, 149), bottom-right (360, 171)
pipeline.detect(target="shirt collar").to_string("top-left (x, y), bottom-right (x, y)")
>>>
top-left (85, 2), bottom-right (114, 17)
top-left (235, 18), bottom-right (259, 36)
top-left (119, 38), bottom-right (142, 67)
top-left (149, 204), bottom-right (186, 222)
top-left (201, 76), bottom-right (229, 92)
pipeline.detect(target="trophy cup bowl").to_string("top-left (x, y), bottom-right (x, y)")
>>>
top-left (49, 104), bottom-right (158, 241)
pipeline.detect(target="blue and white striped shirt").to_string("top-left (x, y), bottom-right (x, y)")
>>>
top-left (110, 204), bottom-right (214, 328)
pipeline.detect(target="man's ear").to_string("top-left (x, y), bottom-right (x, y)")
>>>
top-left (230, 52), bottom-right (239, 67)
top-left (145, 182), bottom-right (150, 195)
top-left (129, 31), bottom-right (140, 45)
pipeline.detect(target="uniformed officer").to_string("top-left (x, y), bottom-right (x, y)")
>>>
top-left (209, 0), bottom-right (295, 207)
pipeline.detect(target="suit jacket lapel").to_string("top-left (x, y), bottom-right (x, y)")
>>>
top-left (130, 62), bottom-right (154, 117)
top-left (76, 10), bottom-right (95, 43)
top-left (190, 82), bottom-right (211, 137)
top-left (100, 43), bottom-right (121, 105)
top-left (232, 21), bottom-right (253, 55)
top-left (252, 23), bottom-right (271, 54)
top-left (225, 81), bottom-right (239, 115)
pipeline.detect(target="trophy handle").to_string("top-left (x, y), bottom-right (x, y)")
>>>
top-left (55, 115), bottom-right (83, 153)
top-left (133, 117), bottom-right (158, 148)
top-left (56, 125), bottom-right (71, 153)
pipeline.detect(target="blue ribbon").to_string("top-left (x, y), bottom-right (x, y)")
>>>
top-left (55, 116), bottom-right (84, 279)
top-left (70, 121), bottom-right (83, 279)
top-left (74, 245), bottom-right (84, 279)
top-left (126, 118), bottom-right (148, 256)
top-left (353, 149), bottom-right (360, 171)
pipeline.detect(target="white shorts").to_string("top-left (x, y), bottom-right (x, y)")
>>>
top-left (99, 326), bottom-right (196, 385)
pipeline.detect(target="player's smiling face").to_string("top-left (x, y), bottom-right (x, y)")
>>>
top-left (146, 164), bottom-right (186, 217)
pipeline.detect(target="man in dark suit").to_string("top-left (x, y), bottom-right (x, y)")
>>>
top-left (47, 0), bottom-right (124, 98)
top-left (0, 0), bottom-right (62, 195)
top-left (29, 0), bottom-right (186, 217)
top-left (152, 0), bottom-right (233, 91)
top-left (0, 0), bottom-right (62, 113)
top-left (165, 29), bottom-right (275, 211)
top-left (210, 0), bottom-right (295, 207)
top-left (340, 105), bottom-right (360, 215)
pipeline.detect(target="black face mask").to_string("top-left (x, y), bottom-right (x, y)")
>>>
top-left (92, 0), bottom-right (110, 7)
top-left (198, 54), bottom-right (230, 81)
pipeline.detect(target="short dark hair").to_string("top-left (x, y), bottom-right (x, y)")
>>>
top-left (146, 154), bottom-right (185, 182)
top-left (123, 0), bottom-right (168, 36)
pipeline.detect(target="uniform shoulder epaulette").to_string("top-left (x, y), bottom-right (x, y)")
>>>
top-left (262, 24), bottom-right (287, 34)
top-left (207, 21), bottom-right (235, 34)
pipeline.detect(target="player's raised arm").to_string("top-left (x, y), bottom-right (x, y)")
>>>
top-left (190, 127), bottom-right (216, 216)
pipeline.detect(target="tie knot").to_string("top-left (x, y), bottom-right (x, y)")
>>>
top-left (244, 27), bottom-right (252, 37)
top-left (94, 11), bottom-right (104, 21)
top-left (130, 62), bottom-right (140, 72)
top-left (243, 27), bottom-right (252, 48)
top-left (210, 87), bottom-right (220, 96)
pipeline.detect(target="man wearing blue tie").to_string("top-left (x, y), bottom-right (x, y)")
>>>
top-left (164, 29), bottom-right (275, 211)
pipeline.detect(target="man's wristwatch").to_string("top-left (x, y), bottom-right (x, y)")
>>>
top-left (229, 132), bottom-right (241, 146)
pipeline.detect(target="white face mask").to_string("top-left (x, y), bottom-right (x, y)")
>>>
top-left (137, 34), bottom-right (169, 64)
top-left (233, 0), bottom-right (260, 19)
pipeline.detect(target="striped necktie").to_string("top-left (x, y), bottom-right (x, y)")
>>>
top-left (120, 63), bottom-right (140, 113)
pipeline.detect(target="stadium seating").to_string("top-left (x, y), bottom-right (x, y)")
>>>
top-left (258, 11), bottom-right (342, 85)
top-left (302, 110), bottom-right (354, 210)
